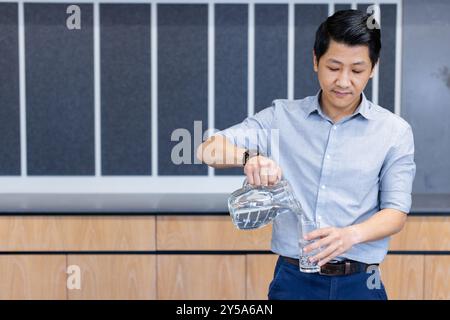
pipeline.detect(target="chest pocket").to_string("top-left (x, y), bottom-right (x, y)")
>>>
top-left (333, 136), bottom-right (385, 194)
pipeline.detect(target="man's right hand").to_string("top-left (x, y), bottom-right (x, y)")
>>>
top-left (244, 156), bottom-right (282, 187)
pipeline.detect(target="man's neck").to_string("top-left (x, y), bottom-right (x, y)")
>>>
top-left (319, 92), bottom-right (362, 124)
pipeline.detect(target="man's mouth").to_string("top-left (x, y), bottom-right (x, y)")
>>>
top-left (332, 90), bottom-right (352, 97)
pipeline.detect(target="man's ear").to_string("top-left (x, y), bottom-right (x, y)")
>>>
top-left (313, 50), bottom-right (318, 72)
top-left (369, 60), bottom-right (379, 78)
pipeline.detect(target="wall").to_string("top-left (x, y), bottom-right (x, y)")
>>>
top-left (402, 0), bottom-right (450, 193)
top-left (0, 215), bottom-right (448, 300)
top-left (0, 0), bottom-right (407, 196)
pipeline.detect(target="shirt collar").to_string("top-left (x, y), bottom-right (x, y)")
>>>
top-left (304, 90), bottom-right (375, 120)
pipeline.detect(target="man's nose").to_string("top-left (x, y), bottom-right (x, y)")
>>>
top-left (336, 71), bottom-right (351, 88)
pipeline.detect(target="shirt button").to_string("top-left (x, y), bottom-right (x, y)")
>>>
top-left (326, 155), bottom-right (330, 159)
top-left (333, 125), bottom-right (338, 130)
top-left (321, 185), bottom-right (326, 189)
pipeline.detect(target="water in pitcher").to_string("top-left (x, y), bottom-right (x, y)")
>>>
top-left (231, 205), bottom-right (282, 230)
top-left (228, 179), bottom-right (303, 230)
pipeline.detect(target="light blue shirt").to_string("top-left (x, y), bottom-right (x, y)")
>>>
top-left (216, 91), bottom-right (416, 264)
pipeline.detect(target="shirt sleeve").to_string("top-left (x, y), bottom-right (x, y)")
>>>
top-left (379, 125), bottom-right (416, 213)
top-left (213, 104), bottom-right (276, 157)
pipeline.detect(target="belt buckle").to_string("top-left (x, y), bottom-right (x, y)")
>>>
top-left (318, 261), bottom-right (349, 276)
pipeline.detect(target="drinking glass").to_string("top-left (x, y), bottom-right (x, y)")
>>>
top-left (298, 217), bottom-right (321, 273)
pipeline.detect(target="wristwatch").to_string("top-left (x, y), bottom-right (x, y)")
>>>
top-left (243, 149), bottom-right (259, 166)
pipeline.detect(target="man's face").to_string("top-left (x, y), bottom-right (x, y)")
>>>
top-left (313, 39), bottom-right (375, 110)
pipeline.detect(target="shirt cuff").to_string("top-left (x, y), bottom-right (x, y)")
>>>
top-left (379, 191), bottom-right (412, 213)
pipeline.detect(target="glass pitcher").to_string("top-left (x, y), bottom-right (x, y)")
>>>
top-left (228, 178), bottom-right (304, 230)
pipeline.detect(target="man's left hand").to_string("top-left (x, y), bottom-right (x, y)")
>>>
top-left (303, 226), bottom-right (359, 266)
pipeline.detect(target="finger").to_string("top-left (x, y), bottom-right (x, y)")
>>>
top-left (305, 227), bottom-right (332, 241)
top-left (259, 166), bottom-right (269, 186)
top-left (303, 235), bottom-right (334, 253)
top-left (267, 166), bottom-right (278, 185)
top-left (309, 243), bottom-right (339, 264)
top-left (276, 167), bottom-right (282, 182)
top-left (267, 174), bottom-right (277, 185)
top-left (317, 248), bottom-right (340, 267)
top-left (244, 165), bottom-right (254, 185)
top-left (253, 170), bottom-right (261, 186)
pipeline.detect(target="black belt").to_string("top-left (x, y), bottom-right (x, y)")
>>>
top-left (282, 256), bottom-right (378, 276)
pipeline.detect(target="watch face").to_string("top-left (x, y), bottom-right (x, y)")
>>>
top-left (249, 150), bottom-right (259, 158)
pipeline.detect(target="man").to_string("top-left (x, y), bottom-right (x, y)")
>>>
top-left (197, 10), bottom-right (416, 300)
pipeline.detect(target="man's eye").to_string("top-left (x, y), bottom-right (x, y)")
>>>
top-left (328, 67), bottom-right (339, 71)
top-left (353, 70), bottom-right (363, 74)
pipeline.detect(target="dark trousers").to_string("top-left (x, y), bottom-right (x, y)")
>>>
top-left (268, 256), bottom-right (388, 300)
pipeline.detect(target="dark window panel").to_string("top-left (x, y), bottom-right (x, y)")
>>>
top-left (378, 4), bottom-right (396, 113)
top-left (357, 3), bottom-right (373, 101)
top-left (334, 4), bottom-right (352, 12)
top-left (158, 4), bottom-right (208, 175)
top-left (254, 4), bottom-right (288, 113)
top-left (100, 4), bottom-right (152, 175)
top-left (0, 3), bottom-right (21, 175)
top-left (25, 4), bottom-right (95, 175)
top-left (294, 4), bottom-right (328, 99)
top-left (215, 4), bottom-right (248, 176)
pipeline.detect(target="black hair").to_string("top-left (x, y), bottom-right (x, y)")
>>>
top-left (313, 9), bottom-right (381, 69)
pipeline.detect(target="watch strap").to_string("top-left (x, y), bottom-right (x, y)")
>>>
top-left (243, 149), bottom-right (259, 166)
